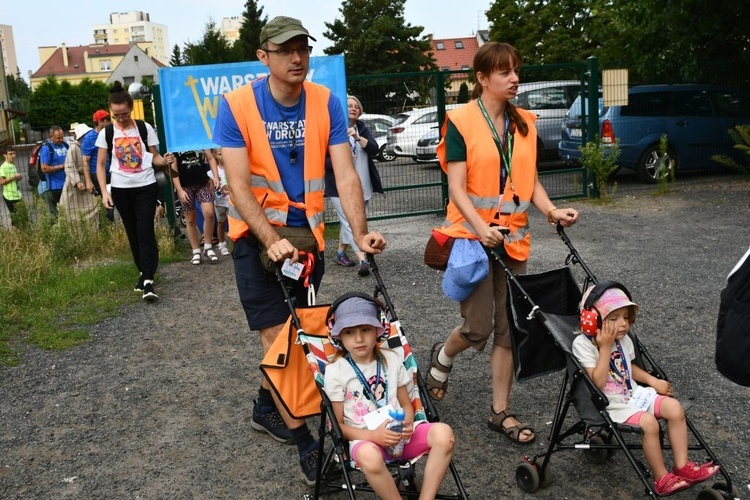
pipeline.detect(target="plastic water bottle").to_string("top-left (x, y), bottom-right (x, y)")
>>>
top-left (386, 408), bottom-right (406, 458)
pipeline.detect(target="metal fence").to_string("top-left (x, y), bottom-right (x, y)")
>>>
top-left (324, 67), bottom-right (591, 224)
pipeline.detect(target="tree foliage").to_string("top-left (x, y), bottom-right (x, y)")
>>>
top-left (6, 73), bottom-right (31, 111)
top-left (183, 19), bottom-right (236, 66)
top-left (231, 0), bottom-right (268, 61)
top-left (323, 0), bottom-right (436, 76)
top-left (169, 45), bottom-right (183, 67)
top-left (486, 0), bottom-right (750, 91)
top-left (27, 77), bottom-right (110, 130)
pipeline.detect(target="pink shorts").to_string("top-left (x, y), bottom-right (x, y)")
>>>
top-left (350, 422), bottom-right (434, 465)
top-left (624, 395), bottom-right (666, 425)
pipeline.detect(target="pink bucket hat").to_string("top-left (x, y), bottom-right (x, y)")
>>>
top-left (581, 285), bottom-right (639, 322)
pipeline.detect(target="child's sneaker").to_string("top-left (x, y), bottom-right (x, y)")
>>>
top-left (250, 400), bottom-right (294, 444)
top-left (218, 242), bottom-right (230, 256)
top-left (334, 251), bottom-right (355, 267)
top-left (299, 441), bottom-right (319, 486)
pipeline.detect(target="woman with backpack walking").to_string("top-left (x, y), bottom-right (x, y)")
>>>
top-left (95, 81), bottom-right (174, 302)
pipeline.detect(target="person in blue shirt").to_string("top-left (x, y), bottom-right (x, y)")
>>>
top-left (82, 110), bottom-right (114, 221)
top-left (213, 15), bottom-right (386, 486)
top-left (39, 125), bottom-right (69, 218)
top-left (82, 110), bottom-right (112, 194)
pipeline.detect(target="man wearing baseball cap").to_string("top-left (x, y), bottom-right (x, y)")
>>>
top-left (212, 15), bottom-right (386, 485)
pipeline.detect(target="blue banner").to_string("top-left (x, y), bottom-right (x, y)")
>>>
top-left (157, 55), bottom-right (347, 152)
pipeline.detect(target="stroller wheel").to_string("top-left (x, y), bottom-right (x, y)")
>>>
top-left (532, 458), bottom-right (553, 489)
top-left (583, 435), bottom-right (610, 464)
top-left (516, 462), bottom-right (540, 493)
top-left (697, 487), bottom-right (727, 500)
top-left (697, 480), bottom-right (739, 500)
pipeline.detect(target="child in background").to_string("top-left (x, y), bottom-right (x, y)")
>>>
top-left (572, 284), bottom-right (719, 496)
top-left (206, 148), bottom-right (230, 256)
top-left (324, 294), bottom-right (455, 499)
top-left (0, 146), bottom-right (23, 225)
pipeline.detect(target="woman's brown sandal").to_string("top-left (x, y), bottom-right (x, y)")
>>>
top-left (426, 342), bottom-right (452, 401)
top-left (488, 407), bottom-right (536, 445)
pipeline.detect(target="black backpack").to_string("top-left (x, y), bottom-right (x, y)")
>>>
top-left (104, 120), bottom-right (149, 158)
top-left (716, 248), bottom-right (750, 386)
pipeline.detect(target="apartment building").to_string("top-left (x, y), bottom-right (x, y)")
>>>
top-left (92, 11), bottom-right (169, 65)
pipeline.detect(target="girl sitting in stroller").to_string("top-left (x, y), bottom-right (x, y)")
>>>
top-left (324, 294), bottom-right (455, 500)
top-left (572, 283), bottom-right (719, 496)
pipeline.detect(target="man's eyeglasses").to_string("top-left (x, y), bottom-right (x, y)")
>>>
top-left (263, 46), bottom-right (313, 58)
top-left (112, 112), bottom-right (131, 120)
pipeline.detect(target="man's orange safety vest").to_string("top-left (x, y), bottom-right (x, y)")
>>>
top-left (224, 79), bottom-right (331, 250)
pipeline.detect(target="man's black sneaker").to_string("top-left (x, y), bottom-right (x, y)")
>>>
top-left (250, 401), bottom-right (294, 444)
top-left (134, 275), bottom-right (144, 292)
top-left (142, 281), bottom-right (158, 302)
top-left (299, 442), bottom-right (319, 486)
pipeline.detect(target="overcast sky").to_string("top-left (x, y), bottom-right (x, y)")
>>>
top-left (3, 0), bottom-right (491, 81)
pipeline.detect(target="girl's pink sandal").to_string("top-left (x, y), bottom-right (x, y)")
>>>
top-left (673, 460), bottom-right (720, 485)
top-left (654, 472), bottom-right (690, 496)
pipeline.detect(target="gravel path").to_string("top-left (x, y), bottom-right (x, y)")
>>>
top-left (2, 172), bottom-right (749, 499)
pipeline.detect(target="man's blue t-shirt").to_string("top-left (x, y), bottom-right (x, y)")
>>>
top-left (40, 141), bottom-right (68, 191)
top-left (80, 129), bottom-right (109, 175)
top-left (213, 78), bottom-right (349, 227)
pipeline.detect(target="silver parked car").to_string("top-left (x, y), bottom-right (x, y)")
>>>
top-left (384, 105), bottom-right (460, 160)
top-left (415, 127), bottom-right (440, 163)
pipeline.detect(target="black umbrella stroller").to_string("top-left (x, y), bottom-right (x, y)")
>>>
top-left (496, 225), bottom-right (736, 499)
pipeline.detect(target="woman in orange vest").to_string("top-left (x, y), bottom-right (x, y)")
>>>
top-left (426, 42), bottom-right (579, 445)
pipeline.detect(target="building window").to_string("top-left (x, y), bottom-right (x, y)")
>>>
top-left (134, 55), bottom-right (139, 62)
top-left (123, 76), bottom-right (135, 85)
top-left (454, 41), bottom-right (464, 49)
top-left (436, 42), bottom-right (445, 50)
top-left (100, 60), bottom-right (112, 71)
top-left (143, 75), bottom-right (153, 83)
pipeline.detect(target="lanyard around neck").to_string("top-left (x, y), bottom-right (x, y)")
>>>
top-left (610, 340), bottom-right (632, 391)
top-left (345, 353), bottom-right (387, 407)
top-left (477, 97), bottom-right (514, 193)
top-left (115, 120), bottom-right (143, 160)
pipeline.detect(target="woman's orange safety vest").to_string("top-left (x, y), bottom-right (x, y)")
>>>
top-left (224, 79), bottom-right (331, 250)
top-left (435, 100), bottom-right (538, 261)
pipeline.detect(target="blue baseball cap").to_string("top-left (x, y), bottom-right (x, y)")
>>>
top-left (442, 238), bottom-right (489, 302)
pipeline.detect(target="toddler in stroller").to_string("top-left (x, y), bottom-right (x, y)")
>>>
top-left (324, 293), bottom-right (456, 499)
top-left (572, 282), bottom-right (719, 496)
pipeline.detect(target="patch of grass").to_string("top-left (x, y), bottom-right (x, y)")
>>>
top-left (0, 199), bottom-right (179, 365)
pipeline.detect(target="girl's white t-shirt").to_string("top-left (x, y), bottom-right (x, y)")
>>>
top-left (95, 122), bottom-right (160, 188)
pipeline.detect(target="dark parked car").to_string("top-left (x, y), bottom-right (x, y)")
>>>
top-left (559, 84), bottom-right (750, 182)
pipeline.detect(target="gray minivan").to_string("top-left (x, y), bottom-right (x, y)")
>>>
top-left (512, 80), bottom-right (582, 160)
top-left (559, 84), bottom-right (750, 182)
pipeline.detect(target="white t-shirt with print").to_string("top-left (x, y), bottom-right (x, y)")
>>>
top-left (95, 122), bottom-right (159, 188)
top-left (324, 349), bottom-right (411, 430)
top-left (572, 334), bottom-right (646, 423)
